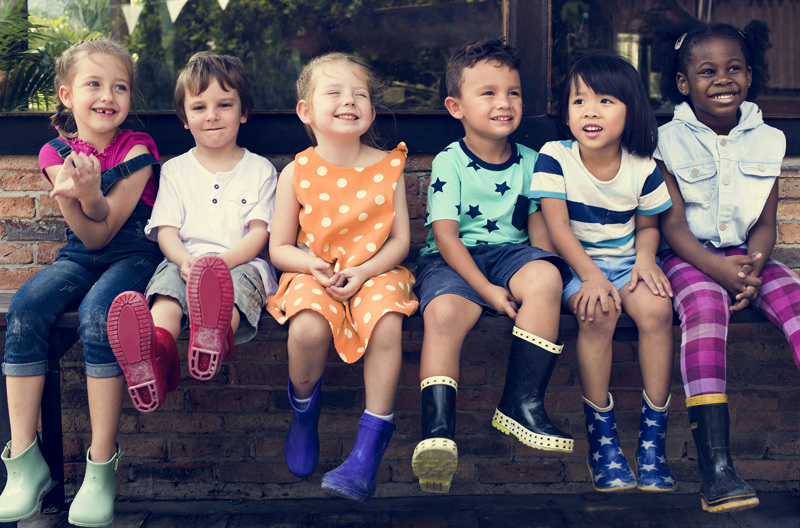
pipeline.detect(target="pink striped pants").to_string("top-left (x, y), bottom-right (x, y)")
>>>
top-left (661, 248), bottom-right (800, 398)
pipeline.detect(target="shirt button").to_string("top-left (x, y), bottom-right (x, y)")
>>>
top-left (241, 199), bottom-right (246, 204)
top-left (691, 168), bottom-right (699, 176)
top-left (214, 184), bottom-right (219, 189)
top-left (720, 138), bottom-right (727, 146)
top-left (758, 164), bottom-right (766, 171)
top-left (212, 198), bottom-right (217, 204)
top-left (720, 223), bottom-right (727, 231)
top-left (722, 177), bottom-right (731, 185)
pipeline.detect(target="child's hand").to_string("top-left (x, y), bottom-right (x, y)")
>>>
top-left (713, 253), bottom-right (762, 302)
top-left (572, 275), bottom-right (621, 322)
top-left (51, 152), bottom-right (102, 202)
top-left (629, 257), bottom-right (673, 298)
top-left (482, 284), bottom-right (519, 319)
top-left (309, 257), bottom-right (339, 288)
top-left (326, 266), bottom-right (369, 302)
top-left (180, 256), bottom-right (196, 282)
top-left (731, 284), bottom-right (759, 312)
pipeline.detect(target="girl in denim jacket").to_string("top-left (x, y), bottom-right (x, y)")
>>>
top-left (654, 19), bottom-right (799, 514)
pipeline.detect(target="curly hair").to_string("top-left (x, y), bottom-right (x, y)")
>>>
top-left (50, 39), bottom-right (135, 140)
top-left (653, 18), bottom-right (771, 105)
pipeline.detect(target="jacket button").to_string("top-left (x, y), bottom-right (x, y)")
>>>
top-left (691, 168), bottom-right (699, 176)
top-left (720, 138), bottom-right (727, 146)
top-left (758, 164), bottom-right (766, 171)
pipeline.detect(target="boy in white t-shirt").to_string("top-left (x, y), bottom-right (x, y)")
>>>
top-left (107, 51), bottom-right (278, 413)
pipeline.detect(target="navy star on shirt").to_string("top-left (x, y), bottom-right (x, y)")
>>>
top-left (467, 160), bottom-right (482, 171)
top-left (510, 151), bottom-right (523, 165)
top-left (466, 205), bottom-right (481, 219)
top-left (495, 182), bottom-right (511, 195)
top-left (431, 178), bottom-right (446, 193)
top-left (455, 204), bottom-right (461, 215)
top-left (484, 219), bottom-right (499, 233)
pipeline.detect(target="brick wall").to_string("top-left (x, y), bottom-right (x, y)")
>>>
top-left (1, 152), bottom-right (799, 499)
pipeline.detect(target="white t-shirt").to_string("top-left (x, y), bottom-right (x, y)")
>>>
top-left (145, 148), bottom-right (279, 294)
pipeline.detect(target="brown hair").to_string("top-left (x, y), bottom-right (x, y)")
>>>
top-left (295, 52), bottom-right (383, 147)
top-left (174, 51), bottom-right (254, 125)
top-left (444, 38), bottom-right (521, 99)
top-left (50, 39), bottom-right (135, 140)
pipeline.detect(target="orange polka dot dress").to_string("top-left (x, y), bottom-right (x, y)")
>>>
top-left (267, 143), bottom-right (418, 363)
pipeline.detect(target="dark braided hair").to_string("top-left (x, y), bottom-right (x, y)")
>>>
top-left (653, 18), bottom-right (771, 105)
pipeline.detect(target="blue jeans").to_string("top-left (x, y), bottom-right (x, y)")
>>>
top-left (3, 221), bottom-right (161, 378)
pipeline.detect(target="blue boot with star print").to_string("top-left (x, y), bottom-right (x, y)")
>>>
top-left (584, 393), bottom-right (636, 492)
top-left (636, 391), bottom-right (677, 491)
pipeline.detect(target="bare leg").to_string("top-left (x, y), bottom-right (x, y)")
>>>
top-left (419, 295), bottom-right (483, 382)
top-left (150, 295), bottom-right (184, 341)
top-left (571, 293), bottom-right (619, 407)
top-left (508, 260), bottom-right (562, 342)
top-left (287, 310), bottom-right (332, 399)
top-left (86, 375), bottom-right (124, 462)
top-left (6, 376), bottom-right (45, 457)
top-left (363, 313), bottom-right (403, 415)
top-left (621, 287), bottom-right (674, 407)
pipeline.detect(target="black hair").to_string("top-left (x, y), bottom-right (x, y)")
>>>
top-left (556, 53), bottom-right (658, 157)
top-left (653, 18), bottom-right (771, 105)
top-left (443, 38), bottom-right (521, 100)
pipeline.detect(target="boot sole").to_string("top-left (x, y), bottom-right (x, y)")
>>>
top-left (108, 292), bottom-right (164, 413)
top-left (0, 478), bottom-right (56, 523)
top-left (412, 438), bottom-right (458, 493)
top-left (587, 460), bottom-right (637, 492)
top-left (186, 255), bottom-right (234, 380)
top-left (492, 409), bottom-right (574, 452)
top-left (701, 494), bottom-right (759, 513)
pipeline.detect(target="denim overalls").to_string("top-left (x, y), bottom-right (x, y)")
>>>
top-left (3, 139), bottom-right (163, 378)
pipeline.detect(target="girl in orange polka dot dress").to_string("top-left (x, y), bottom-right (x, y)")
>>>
top-left (267, 52), bottom-right (417, 503)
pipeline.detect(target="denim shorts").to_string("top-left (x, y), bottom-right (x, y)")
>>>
top-left (145, 257), bottom-right (266, 344)
top-left (414, 244), bottom-right (569, 315)
top-left (561, 254), bottom-right (639, 306)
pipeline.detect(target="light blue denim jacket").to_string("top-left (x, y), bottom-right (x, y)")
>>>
top-left (656, 101), bottom-right (785, 248)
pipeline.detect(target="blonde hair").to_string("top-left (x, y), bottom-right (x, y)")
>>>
top-left (296, 52), bottom-right (383, 147)
top-left (174, 51), bottom-right (254, 126)
top-left (50, 39), bottom-right (136, 140)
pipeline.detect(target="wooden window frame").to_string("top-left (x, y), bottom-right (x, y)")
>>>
top-left (2, 0), bottom-right (799, 156)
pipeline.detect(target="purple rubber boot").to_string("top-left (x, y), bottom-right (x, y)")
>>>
top-left (321, 412), bottom-right (395, 503)
top-left (284, 379), bottom-right (321, 478)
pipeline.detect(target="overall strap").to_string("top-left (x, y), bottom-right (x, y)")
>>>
top-left (47, 138), bottom-right (73, 160)
top-left (99, 153), bottom-right (160, 195)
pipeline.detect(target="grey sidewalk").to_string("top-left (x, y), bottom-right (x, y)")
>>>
top-left (16, 491), bottom-right (800, 527)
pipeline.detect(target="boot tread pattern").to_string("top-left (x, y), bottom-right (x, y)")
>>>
top-left (412, 438), bottom-right (458, 493)
top-left (491, 409), bottom-right (574, 452)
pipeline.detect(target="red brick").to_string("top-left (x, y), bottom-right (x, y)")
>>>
top-left (138, 412), bottom-right (224, 434)
top-left (0, 197), bottom-right (34, 218)
top-left (777, 199), bottom-right (800, 221)
top-left (38, 194), bottom-right (62, 217)
top-left (0, 267), bottom-right (40, 290)
top-left (132, 462), bottom-right (214, 482)
top-left (0, 156), bottom-right (39, 171)
top-left (37, 242), bottom-right (65, 264)
top-left (779, 176), bottom-right (800, 199)
top-left (407, 196), bottom-right (426, 219)
top-left (169, 434), bottom-right (252, 459)
top-left (0, 170), bottom-right (51, 192)
top-left (217, 461), bottom-right (298, 483)
top-left (404, 154), bottom-right (435, 172)
top-left (404, 173), bottom-right (420, 197)
top-left (185, 388), bottom-right (271, 413)
top-left (0, 244), bottom-right (32, 264)
top-left (778, 223), bottom-right (800, 244)
top-left (734, 411), bottom-right (800, 432)
top-left (477, 460), bottom-right (564, 483)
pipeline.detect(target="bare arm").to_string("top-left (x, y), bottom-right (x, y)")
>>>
top-left (628, 213), bottom-right (672, 297)
top-left (46, 143), bottom-right (154, 251)
top-left (219, 220), bottom-right (270, 270)
top-left (528, 210), bottom-right (557, 254)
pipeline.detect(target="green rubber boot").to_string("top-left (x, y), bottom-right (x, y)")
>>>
top-left (68, 445), bottom-right (123, 527)
top-left (0, 438), bottom-right (54, 522)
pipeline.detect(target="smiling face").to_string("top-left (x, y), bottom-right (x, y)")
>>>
top-left (566, 76), bottom-right (627, 158)
top-left (677, 35), bottom-right (751, 134)
top-left (445, 59), bottom-right (522, 145)
top-left (297, 62), bottom-right (376, 143)
top-left (182, 78), bottom-right (246, 153)
top-left (58, 52), bottom-right (132, 149)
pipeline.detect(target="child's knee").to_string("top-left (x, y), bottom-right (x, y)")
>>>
top-left (288, 310), bottom-right (332, 348)
top-left (423, 296), bottom-right (478, 335)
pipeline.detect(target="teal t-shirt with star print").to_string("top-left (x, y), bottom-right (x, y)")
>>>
top-left (420, 139), bottom-right (539, 256)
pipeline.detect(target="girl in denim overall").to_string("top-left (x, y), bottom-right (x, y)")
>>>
top-left (655, 20), bottom-right (800, 513)
top-left (0, 39), bottom-right (161, 527)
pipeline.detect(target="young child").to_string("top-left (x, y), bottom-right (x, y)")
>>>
top-left (654, 19), bottom-right (799, 513)
top-left (107, 52), bottom-right (278, 413)
top-left (266, 52), bottom-right (417, 503)
top-left (0, 39), bottom-right (161, 527)
top-left (412, 39), bottom-right (572, 495)
top-left (532, 54), bottom-right (676, 492)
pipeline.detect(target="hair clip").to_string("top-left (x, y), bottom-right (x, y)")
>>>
top-left (55, 110), bottom-right (61, 115)
top-left (738, 30), bottom-right (746, 39)
top-left (674, 33), bottom-right (687, 50)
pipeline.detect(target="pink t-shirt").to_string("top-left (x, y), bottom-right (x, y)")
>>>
top-left (38, 130), bottom-right (159, 207)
